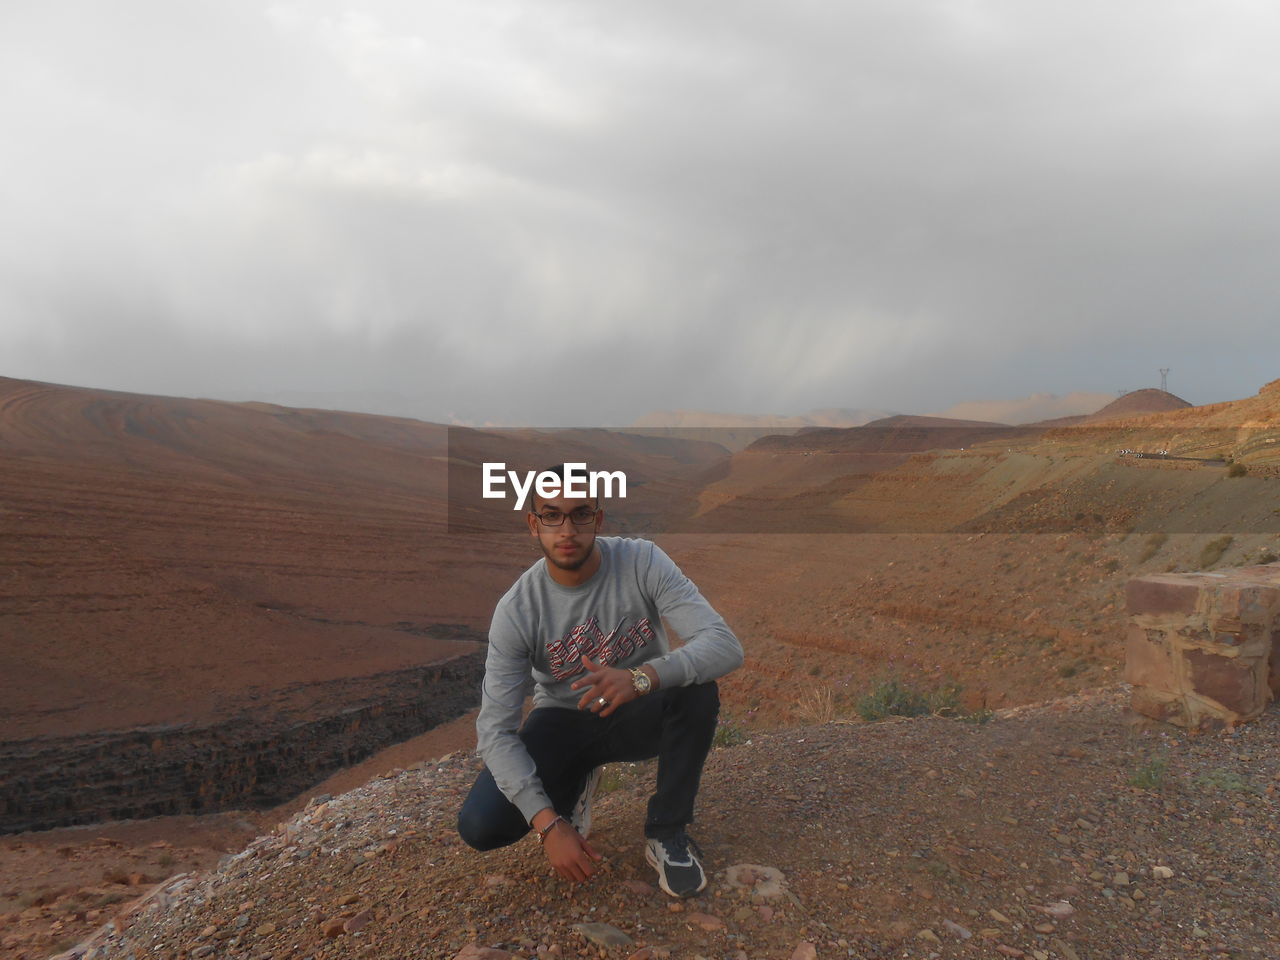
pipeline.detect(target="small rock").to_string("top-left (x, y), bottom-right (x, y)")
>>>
top-left (790, 944), bottom-right (817, 960)
top-left (1113, 872), bottom-right (1130, 886)
top-left (686, 912), bottom-right (724, 932)
top-left (917, 928), bottom-right (940, 942)
top-left (191, 947), bottom-right (215, 959)
top-left (757, 906), bottom-right (774, 922)
top-left (198, 925), bottom-right (217, 939)
top-left (995, 946), bottom-right (1025, 958)
top-left (957, 787), bottom-right (978, 799)
top-left (344, 909), bottom-right (372, 934)
top-left (622, 880), bottom-right (655, 895)
top-left (256, 921), bottom-right (277, 936)
top-left (338, 893), bottom-right (360, 906)
top-left (942, 919), bottom-right (971, 939)
top-left (1032, 901), bottom-right (1075, 920)
top-left (1050, 938), bottom-right (1082, 960)
top-left (1034, 922), bottom-right (1054, 933)
top-left (319, 917), bottom-right (347, 939)
top-left (573, 923), bottom-right (634, 948)
top-left (627, 950), bottom-right (652, 960)
top-left (1152, 866), bottom-right (1174, 880)
top-left (989, 909), bottom-right (1012, 925)
top-left (724, 864), bottom-right (786, 899)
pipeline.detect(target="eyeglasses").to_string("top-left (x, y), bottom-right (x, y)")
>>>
top-left (533, 506), bottom-right (598, 527)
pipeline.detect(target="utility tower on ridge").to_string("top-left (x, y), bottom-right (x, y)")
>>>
top-left (1159, 368), bottom-right (1170, 392)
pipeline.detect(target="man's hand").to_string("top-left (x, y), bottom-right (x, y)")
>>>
top-left (570, 656), bottom-right (637, 717)
top-left (541, 820), bottom-right (603, 882)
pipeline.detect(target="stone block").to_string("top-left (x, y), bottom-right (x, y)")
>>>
top-left (1126, 575), bottom-right (1204, 616)
top-left (1206, 582), bottom-right (1280, 632)
top-left (1183, 649), bottom-right (1270, 718)
top-left (1123, 624), bottom-right (1176, 690)
top-left (1124, 565), bottom-right (1280, 730)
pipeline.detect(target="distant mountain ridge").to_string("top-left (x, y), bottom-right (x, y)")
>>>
top-left (630, 407), bottom-right (892, 429)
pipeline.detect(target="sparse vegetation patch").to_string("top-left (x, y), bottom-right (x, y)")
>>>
top-left (1137, 532), bottom-right (1168, 564)
top-left (712, 719), bottom-right (747, 749)
top-left (1194, 768), bottom-right (1260, 794)
top-left (855, 677), bottom-right (964, 721)
top-left (1198, 535), bottom-right (1234, 569)
top-left (1129, 756), bottom-right (1169, 790)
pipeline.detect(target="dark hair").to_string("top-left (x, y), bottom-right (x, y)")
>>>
top-left (530, 463), bottom-right (601, 512)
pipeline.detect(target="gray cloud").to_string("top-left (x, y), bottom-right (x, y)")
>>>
top-left (3, 1), bottom-right (1279, 424)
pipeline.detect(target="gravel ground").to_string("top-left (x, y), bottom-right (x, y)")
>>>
top-left (46, 685), bottom-right (1280, 960)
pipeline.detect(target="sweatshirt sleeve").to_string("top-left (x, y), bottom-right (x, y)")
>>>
top-left (642, 541), bottom-right (744, 690)
top-left (474, 604), bottom-right (550, 823)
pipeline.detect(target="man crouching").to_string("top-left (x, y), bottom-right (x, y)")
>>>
top-left (456, 465), bottom-right (743, 897)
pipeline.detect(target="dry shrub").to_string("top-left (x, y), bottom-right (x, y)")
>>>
top-left (1198, 535), bottom-right (1233, 569)
top-left (794, 684), bottom-right (839, 725)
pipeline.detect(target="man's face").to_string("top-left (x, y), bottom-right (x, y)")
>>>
top-left (527, 489), bottom-right (604, 572)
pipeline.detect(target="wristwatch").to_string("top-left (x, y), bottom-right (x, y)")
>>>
top-left (629, 666), bottom-right (653, 696)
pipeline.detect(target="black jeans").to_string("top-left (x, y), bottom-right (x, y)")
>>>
top-left (457, 681), bottom-right (719, 850)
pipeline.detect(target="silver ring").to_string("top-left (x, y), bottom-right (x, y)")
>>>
top-left (596, 696), bottom-right (608, 707)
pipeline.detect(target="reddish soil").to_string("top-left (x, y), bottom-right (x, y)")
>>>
top-left (3, 375), bottom-right (1280, 959)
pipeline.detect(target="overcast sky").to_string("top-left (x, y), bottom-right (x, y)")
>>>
top-left (3, 1), bottom-right (1279, 426)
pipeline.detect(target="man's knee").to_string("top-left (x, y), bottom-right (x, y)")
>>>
top-left (456, 803), bottom-right (525, 851)
top-left (456, 769), bottom-right (529, 851)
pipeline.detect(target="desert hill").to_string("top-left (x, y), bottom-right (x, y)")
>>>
top-left (932, 391), bottom-right (1114, 425)
top-left (32, 688), bottom-right (1280, 960)
top-left (0, 375), bottom-right (503, 744)
top-left (631, 408), bottom-right (891, 430)
top-left (1080, 387), bottom-right (1193, 423)
top-left (677, 381), bottom-right (1280, 535)
top-left (1029, 389), bottom-right (1194, 428)
top-left (627, 408), bottom-right (893, 454)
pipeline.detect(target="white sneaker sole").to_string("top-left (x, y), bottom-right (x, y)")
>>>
top-left (645, 841), bottom-right (708, 898)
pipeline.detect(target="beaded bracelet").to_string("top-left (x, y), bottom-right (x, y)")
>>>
top-left (536, 815), bottom-right (566, 844)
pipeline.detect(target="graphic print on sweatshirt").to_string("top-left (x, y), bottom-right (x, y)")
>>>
top-left (546, 615), bottom-right (656, 680)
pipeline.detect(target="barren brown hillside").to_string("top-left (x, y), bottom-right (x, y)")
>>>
top-left (4, 377), bottom-right (1280, 958)
top-left (0, 376), bottom-right (515, 743)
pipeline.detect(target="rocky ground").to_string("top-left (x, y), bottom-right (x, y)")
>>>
top-left (13, 686), bottom-right (1277, 960)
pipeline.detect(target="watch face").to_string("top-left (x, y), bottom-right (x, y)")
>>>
top-left (633, 669), bottom-right (651, 694)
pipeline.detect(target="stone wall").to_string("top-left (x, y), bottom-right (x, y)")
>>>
top-left (0, 654), bottom-right (485, 834)
top-left (1125, 565), bottom-right (1280, 729)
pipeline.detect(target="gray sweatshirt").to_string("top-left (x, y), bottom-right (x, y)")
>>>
top-left (475, 536), bottom-right (744, 822)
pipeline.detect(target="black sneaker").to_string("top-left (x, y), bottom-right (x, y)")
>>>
top-left (645, 833), bottom-right (707, 898)
top-left (571, 766), bottom-right (602, 839)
